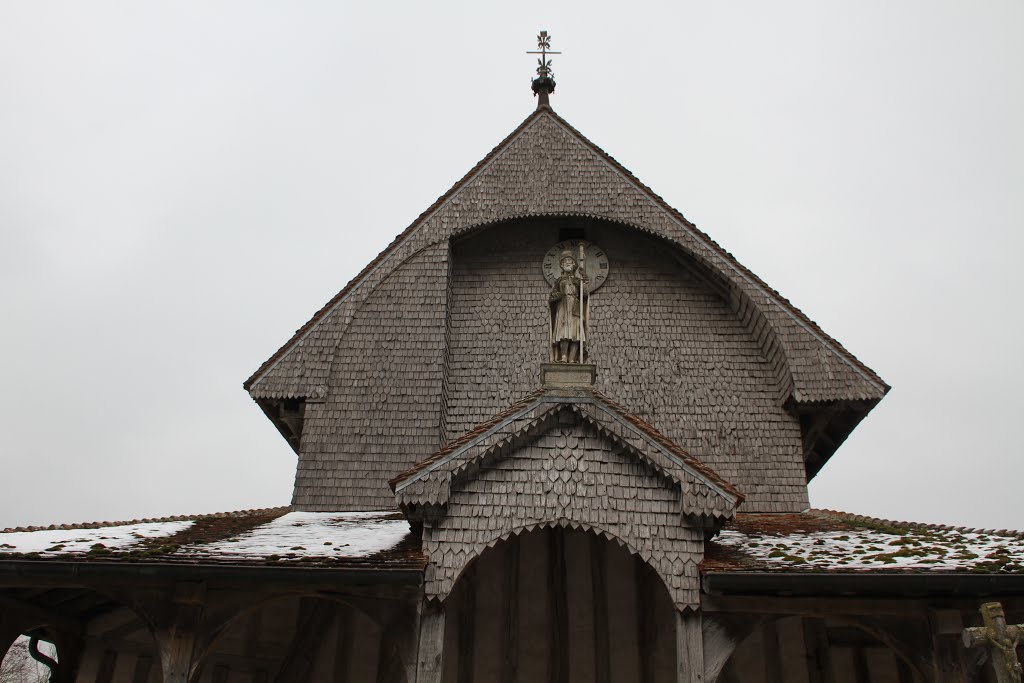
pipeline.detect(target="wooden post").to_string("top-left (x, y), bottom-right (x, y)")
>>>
top-left (456, 565), bottom-right (476, 683)
top-left (701, 615), bottom-right (740, 683)
top-left (500, 537), bottom-right (520, 683)
top-left (803, 617), bottom-right (836, 683)
top-left (636, 566), bottom-right (657, 683)
top-left (157, 619), bottom-right (200, 683)
top-left (416, 600), bottom-right (446, 683)
top-left (962, 602), bottom-right (1023, 683)
top-left (676, 609), bottom-right (704, 683)
top-left (275, 598), bottom-right (336, 683)
top-left (589, 535), bottom-right (610, 683)
top-left (48, 632), bottom-right (84, 683)
top-left (548, 528), bottom-right (569, 683)
top-left (138, 582), bottom-right (207, 683)
top-left (930, 608), bottom-right (969, 683)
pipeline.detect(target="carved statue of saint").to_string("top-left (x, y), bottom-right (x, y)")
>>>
top-left (549, 250), bottom-right (588, 363)
top-left (542, 240), bottom-right (609, 364)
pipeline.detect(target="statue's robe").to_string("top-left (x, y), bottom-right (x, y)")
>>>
top-left (551, 275), bottom-right (583, 342)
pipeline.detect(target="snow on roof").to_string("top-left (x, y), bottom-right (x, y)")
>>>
top-left (704, 511), bottom-right (1024, 573)
top-left (0, 521), bottom-right (192, 557)
top-left (174, 511), bottom-right (411, 560)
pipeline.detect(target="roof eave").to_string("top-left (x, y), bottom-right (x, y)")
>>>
top-left (703, 571), bottom-right (1024, 598)
top-left (0, 559), bottom-right (424, 587)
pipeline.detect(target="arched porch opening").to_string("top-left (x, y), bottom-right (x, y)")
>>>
top-left (717, 615), bottom-right (928, 683)
top-left (197, 593), bottom-right (409, 683)
top-left (1, 635), bottom-right (57, 682)
top-left (441, 524), bottom-right (678, 683)
top-left (0, 585), bottom-right (148, 683)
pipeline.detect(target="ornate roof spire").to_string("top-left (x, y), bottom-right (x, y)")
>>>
top-left (527, 30), bottom-right (560, 108)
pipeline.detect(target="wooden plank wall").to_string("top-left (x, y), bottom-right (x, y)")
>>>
top-left (718, 615), bottom-right (924, 683)
top-left (72, 596), bottom-right (398, 683)
top-left (441, 526), bottom-right (678, 683)
top-left (190, 597), bottom-right (396, 683)
top-left (74, 607), bottom-right (160, 683)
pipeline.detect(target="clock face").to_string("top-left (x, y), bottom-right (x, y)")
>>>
top-left (542, 240), bottom-right (610, 293)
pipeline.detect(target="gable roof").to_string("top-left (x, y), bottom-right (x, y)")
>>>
top-left (390, 389), bottom-right (743, 521)
top-left (244, 105), bottom-right (887, 409)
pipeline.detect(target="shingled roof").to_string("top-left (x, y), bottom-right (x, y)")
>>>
top-left (244, 105), bottom-right (887, 407)
top-left (391, 389), bottom-right (743, 521)
top-left (5, 507), bottom-right (1021, 582)
top-left (702, 509), bottom-right (1024, 575)
top-left (0, 508), bottom-right (424, 571)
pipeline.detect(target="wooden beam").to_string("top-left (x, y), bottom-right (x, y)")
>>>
top-left (801, 405), bottom-right (843, 468)
top-left (548, 529), bottom-right (568, 683)
top-left (0, 594), bottom-right (82, 634)
top-left (415, 600), bottom-right (446, 683)
top-left (637, 565), bottom-right (657, 683)
top-left (761, 619), bottom-right (783, 683)
top-left (803, 618), bottom-right (835, 683)
top-left (127, 582), bottom-right (207, 683)
top-left (703, 594), bottom-right (930, 618)
top-left (676, 610), bottom-right (704, 683)
top-left (97, 615), bottom-right (147, 642)
top-left (131, 655), bottom-right (154, 683)
top-left (95, 649), bottom-right (118, 683)
top-left (701, 615), bottom-right (747, 683)
top-left (931, 632), bottom-right (970, 683)
top-left (158, 619), bottom-right (200, 683)
top-left (48, 632), bottom-right (84, 683)
top-left (273, 598), bottom-right (335, 683)
top-left (333, 607), bottom-right (353, 681)
top-left (500, 536), bottom-right (520, 683)
top-left (589, 535), bottom-right (610, 683)
top-left (376, 618), bottom-right (406, 683)
top-left (457, 565), bottom-right (475, 683)
top-left (852, 645), bottom-right (870, 683)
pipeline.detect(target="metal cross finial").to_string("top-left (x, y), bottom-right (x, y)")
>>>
top-left (963, 602), bottom-right (1024, 683)
top-left (527, 30), bottom-right (561, 82)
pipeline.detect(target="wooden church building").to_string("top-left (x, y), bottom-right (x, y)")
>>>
top-left (2, 35), bottom-right (1023, 683)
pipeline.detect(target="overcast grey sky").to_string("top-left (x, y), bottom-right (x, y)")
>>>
top-left (1, 2), bottom-right (1021, 530)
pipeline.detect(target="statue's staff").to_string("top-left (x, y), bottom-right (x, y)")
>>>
top-left (578, 242), bottom-right (586, 363)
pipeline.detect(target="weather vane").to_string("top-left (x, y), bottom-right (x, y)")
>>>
top-left (527, 31), bottom-right (561, 105)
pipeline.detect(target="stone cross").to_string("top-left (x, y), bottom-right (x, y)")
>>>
top-left (962, 602), bottom-right (1023, 683)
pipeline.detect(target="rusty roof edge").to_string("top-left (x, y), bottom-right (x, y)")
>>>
top-left (392, 396), bottom-right (555, 493)
top-left (393, 391), bottom-right (740, 510)
top-left (541, 109), bottom-right (889, 397)
top-left (1, 507), bottom-right (291, 535)
top-left (809, 509), bottom-right (1024, 540)
top-left (244, 108), bottom-right (548, 392)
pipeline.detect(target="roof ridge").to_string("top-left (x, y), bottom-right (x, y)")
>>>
top-left (1, 506), bottom-right (291, 535)
top-left (540, 109), bottom-right (888, 395)
top-left (810, 508), bottom-right (1024, 540)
